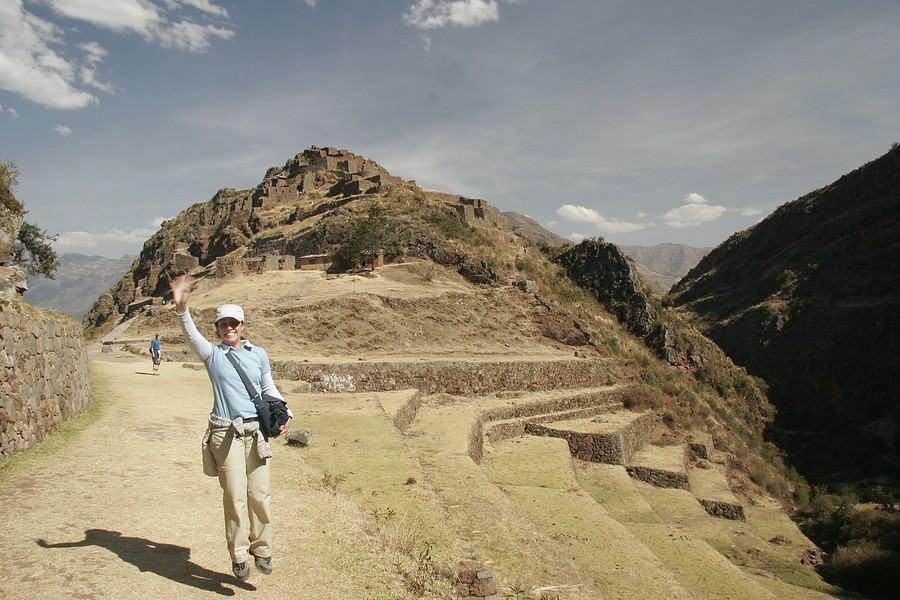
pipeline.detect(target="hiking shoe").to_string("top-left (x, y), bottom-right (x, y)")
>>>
top-left (232, 561), bottom-right (250, 580)
top-left (253, 554), bottom-right (273, 575)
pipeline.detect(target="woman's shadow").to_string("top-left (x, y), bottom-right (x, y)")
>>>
top-left (37, 529), bottom-right (255, 595)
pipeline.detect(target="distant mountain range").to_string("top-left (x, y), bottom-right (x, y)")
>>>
top-left (502, 211), bottom-right (709, 292)
top-left (618, 244), bottom-right (711, 293)
top-left (24, 253), bottom-right (135, 321)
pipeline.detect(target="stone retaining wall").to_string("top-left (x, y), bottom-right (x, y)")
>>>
top-left (626, 465), bottom-right (690, 490)
top-left (525, 422), bottom-right (626, 464)
top-left (619, 410), bottom-right (658, 462)
top-left (391, 391), bottom-right (422, 432)
top-left (0, 299), bottom-right (91, 457)
top-left (524, 411), bottom-right (655, 466)
top-left (273, 358), bottom-right (616, 395)
top-left (465, 391), bottom-right (629, 465)
top-left (698, 499), bottom-right (746, 521)
top-left (479, 390), bottom-right (623, 421)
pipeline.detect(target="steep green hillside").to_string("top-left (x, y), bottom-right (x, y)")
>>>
top-left (669, 145), bottom-right (900, 489)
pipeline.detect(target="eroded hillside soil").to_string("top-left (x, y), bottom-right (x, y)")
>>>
top-left (122, 262), bottom-right (593, 363)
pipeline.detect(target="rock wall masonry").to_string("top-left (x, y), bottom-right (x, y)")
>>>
top-left (273, 358), bottom-right (617, 395)
top-left (0, 300), bottom-right (91, 457)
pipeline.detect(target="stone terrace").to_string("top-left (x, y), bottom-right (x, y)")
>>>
top-left (278, 356), bottom-right (745, 522)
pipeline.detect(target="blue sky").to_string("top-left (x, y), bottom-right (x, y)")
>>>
top-left (1, 0), bottom-right (898, 258)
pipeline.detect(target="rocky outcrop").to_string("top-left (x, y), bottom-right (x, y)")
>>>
top-left (0, 266), bottom-right (27, 299)
top-left (555, 240), bottom-right (658, 338)
top-left (0, 189), bottom-right (23, 265)
top-left (0, 187), bottom-right (26, 300)
top-left (553, 240), bottom-right (703, 369)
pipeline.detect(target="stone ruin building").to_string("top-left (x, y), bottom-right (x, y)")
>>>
top-left (253, 146), bottom-right (401, 209)
top-left (95, 145), bottom-right (518, 325)
top-left (455, 196), bottom-right (509, 231)
top-left (215, 252), bottom-right (296, 278)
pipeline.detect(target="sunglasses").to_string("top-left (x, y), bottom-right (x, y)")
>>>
top-left (217, 319), bottom-right (242, 329)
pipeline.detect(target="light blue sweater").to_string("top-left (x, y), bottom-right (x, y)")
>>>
top-left (177, 308), bottom-right (286, 420)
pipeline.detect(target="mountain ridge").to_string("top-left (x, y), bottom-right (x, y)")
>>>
top-left (24, 253), bottom-right (135, 320)
top-left (670, 144), bottom-right (900, 488)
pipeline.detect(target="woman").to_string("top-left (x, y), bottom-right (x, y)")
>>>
top-left (169, 274), bottom-right (291, 580)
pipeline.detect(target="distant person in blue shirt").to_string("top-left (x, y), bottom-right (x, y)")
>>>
top-left (149, 334), bottom-right (161, 375)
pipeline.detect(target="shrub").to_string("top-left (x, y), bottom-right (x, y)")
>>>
top-left (662, 412), bottom-right (676, 429)
top-left (331, 203), bottom-right (388, 271)
top-left (641, 368), bottom-right (665, 389)
top-left (787, 467), bottom-right (812, 505)
top-left (823, 541), bottom-right (899, 600)
top-left (425, 208), bottom-right (475, 242)
top-left (621, 385), bottom-right (663, 410)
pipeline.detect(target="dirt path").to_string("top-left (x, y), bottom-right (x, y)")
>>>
top-left (0, 345), bottom-right (407, 600)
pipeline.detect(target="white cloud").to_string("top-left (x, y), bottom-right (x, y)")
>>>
top-left (0, 0), bottom-right (234, 109)
top-left (79, 40), bottom-right (106, 64)
top-left (43, 0), bottom-right (234, 50)
top-left (54, 218), bottom-right (167, 249)
top-left (77, 41), bottom-right (117, 93)
top-left (663, 193), bottom-right (727, 228)
top-left (569, 232), bottom-right (586, 242)
top-left (684, 192), bottom-right (707, 204)
top-left (155, 20), bottom-right (234, 51)
top-left (557, 204), bottom-right (601, 222)
top-left (0, 0), bottom-right (99, 109)
top-left (53, 124), bottom-right (72, 136)
top-left (556, 203), bottom-right (647, 234)
top-left (42, 0), bottom-right (163, 36)
top-left (8, 107), bottom-right (19, 118)
top-left (740, 207), bottom-right (762, 216)
top-left (404, 0), bottom-right (500, 30)
top-left (173, 0), bottom-right (229, 18)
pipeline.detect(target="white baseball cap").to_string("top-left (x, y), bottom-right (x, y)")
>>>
top-left (215, 304), bottom-right (245, 324)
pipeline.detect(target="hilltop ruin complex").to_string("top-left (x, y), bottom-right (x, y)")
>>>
top-left (88, 146), bottom-right (511, 328)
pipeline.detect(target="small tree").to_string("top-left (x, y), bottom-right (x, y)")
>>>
top-left (1, 159), bottom-right (59, 278)
top-left (13, 221), bottom-right (59, 278)
top-left (331, 203), bottom-right (387, 271)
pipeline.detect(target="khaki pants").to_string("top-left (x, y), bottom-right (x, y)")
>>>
top-left (209, 427), bottom-right (272, 563)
